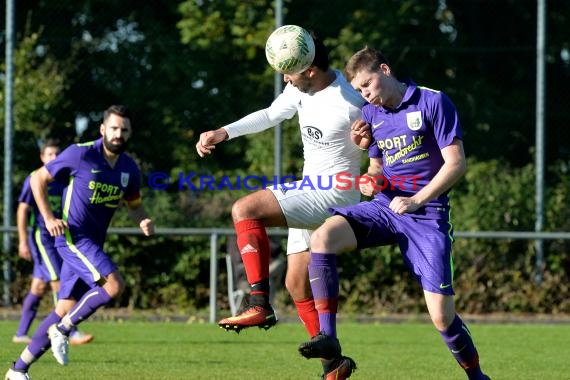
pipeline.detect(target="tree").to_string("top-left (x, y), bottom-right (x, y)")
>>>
top-left (0, 26), bottom-right (71, 184)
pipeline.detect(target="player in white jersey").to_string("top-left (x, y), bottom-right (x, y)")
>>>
top-left (196, 30), bottom-right (367, 379)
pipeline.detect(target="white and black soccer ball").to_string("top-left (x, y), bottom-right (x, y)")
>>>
top-left (265, 25), bottom-right (316, 74)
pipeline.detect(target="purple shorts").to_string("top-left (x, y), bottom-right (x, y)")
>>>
top-left (29, 230), bottom-right (62, 282)
top-left (330, 199), bottom-right (455, 295)
top-left (56, 238), bottom-right (117, 300)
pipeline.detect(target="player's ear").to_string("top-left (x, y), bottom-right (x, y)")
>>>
top-left (304, 66), bottom-right (316, 78)
top-left (99, 123), bottom-right (105, 136)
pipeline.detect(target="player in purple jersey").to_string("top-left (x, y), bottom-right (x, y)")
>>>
top-left (297, 47), bottom-right (491, 380)
top-left (13, 139), bottom-right (94, 347)
top-left (6, 105), bottom-right (154, 380)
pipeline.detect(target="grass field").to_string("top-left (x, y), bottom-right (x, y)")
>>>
top-left (1, 319), bottom-right (569, 379)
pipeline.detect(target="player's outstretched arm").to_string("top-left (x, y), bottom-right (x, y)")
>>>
top-left (196, 128), bottom-right (229, 157)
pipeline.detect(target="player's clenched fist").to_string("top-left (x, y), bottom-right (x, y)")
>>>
top-left (350, 119), bottom-right (372, 150)
top-left (139, 218), bottom-right (154, 236)
top-left (196, 129), bottom-right (229, 157)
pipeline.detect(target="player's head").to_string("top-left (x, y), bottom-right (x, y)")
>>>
top-left (39, 138), bottom-right (60, 164)
top-left (100, 104), bottom-right (132, 155)
top-left (345, 46), bottom-right (393, 106)
top-left (308, 31), bottom-right (329, 72)
top-left (345, 46), bottom-right (390, 81)
top-left (283, 30), bottom-right (329, 95)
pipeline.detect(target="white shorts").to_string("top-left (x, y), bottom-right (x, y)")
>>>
top-left (268, 178), bottom-right (360, 255)
top-left (286, 228), bottom-right (312, 255)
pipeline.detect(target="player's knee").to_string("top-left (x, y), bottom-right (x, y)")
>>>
top-left (430, 312), bottom-right (455, 331)
top-left (310, 225), bottom-right (339, 252)
top-left (105, 284), bottom-right (124, 299)
top-left (285, 274), bottom-right (311, 300)
top-left (31, 281), bottom-right (47, 295)
top-left (231, 197), bottom-right (256, 221)
top-left (103, 275), bottom-right (125, 299)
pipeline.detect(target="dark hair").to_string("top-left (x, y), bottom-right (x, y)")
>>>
top-left (103, 105), bottom-right (132, 122)
top-left (309, 30), bottom-right (329, 71)
top-left (344, 46), bottom-right (390, 82)
top-left (40, 138), bottom-right (60, 154)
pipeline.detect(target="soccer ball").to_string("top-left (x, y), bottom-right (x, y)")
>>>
top-left (265, 25), bottom-right (315, 74)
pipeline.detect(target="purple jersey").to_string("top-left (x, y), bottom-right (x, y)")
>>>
top-left (45, 138), bottom-right (141, 247)
top-left (18, 173), bottom-right (65, 235)
top-left (364, 80), bottom-right (461, 217)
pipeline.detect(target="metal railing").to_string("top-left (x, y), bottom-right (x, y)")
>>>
top-left (2, 226), bottom-right (570, 323)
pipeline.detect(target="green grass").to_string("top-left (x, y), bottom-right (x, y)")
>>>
top-left (1, 320), bottom-right (569, 379)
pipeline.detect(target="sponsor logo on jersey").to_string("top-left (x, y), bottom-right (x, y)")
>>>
top-left (406, 111), bottom-right (422, 131)
top-left (121, 172), bottom-right (130, 187)
top-left (88, 181), bottom-right (124, 205)
top-left (301, 126), bottom-right (323, 140)
top-left (372, 120), bottom-right (385, 129)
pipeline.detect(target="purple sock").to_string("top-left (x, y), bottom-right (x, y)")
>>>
top-left (14, 311), bottom-right (61, 371)
top-left (57, 287), bottom-right (112, 333)
top-left (440, 314), bottom-right (486, 380)
top-left (308, 253), bottom-right (338, 338)
top-left (15, 293), bottom-right (41, 337)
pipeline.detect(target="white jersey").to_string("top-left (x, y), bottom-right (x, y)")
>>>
top-left (223, 70), bottom-right (366, 253)
top-left (223, 70), bottom-right (366, 178)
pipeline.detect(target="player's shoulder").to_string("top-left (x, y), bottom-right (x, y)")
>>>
top-left (75, 140), bottom-right (98, 149)
top-left (413, 85), bottom-right (457, 115)
top-left (24, 171), bottom-right (34, 181)
top-left (417, 85), bottom-right (442, 94)
top-left (331, 70), bottom-right (367, 107)
top-left (64, 139), bottom-right (97, 157)
top-left (20, 173), bottom-right (33, 189)
top-left (122, 151), bottom-right (138, 164)
top-left (415, 84), bottom-right (450, 103)
top-left (283, 82), bottom-right (301, 98)
top-left (119, 152), bottom-right (141, 172)
top-left (280, 83), bottom-right (304, 108)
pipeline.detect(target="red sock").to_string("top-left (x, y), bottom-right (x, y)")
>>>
top-left (294, 297), bottom-right (320, 337)
top-left (235, 219), bottom-right (270, 287)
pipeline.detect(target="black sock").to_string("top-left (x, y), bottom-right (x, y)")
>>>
top-left (250, 279), bottom-right (270, 306)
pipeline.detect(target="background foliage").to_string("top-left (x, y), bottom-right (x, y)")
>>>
top-left (1, 0), bottom-right (569, 315)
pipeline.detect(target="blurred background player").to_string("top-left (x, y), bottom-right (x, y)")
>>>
top-left (196, 28), bottom-right (367, 379)
top-left (13, 138), bottom-right (93, 346)
top-left (298, 46), bottom-right (491, 380)
top-left (6, 105), bottom-right (154, 380)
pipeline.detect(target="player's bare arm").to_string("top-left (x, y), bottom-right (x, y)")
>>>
top-left (360, 157), bottom-right (383, 197)
top-left (16, 202), bottom-right (32, 261)
top-left (30, 166), bottom-right (68, 237)
top-left (390, 138), bottom-right (466, 215)
top-left (127, 201), bottom-right (154, 236)
top-left (196, 128), bottom-right (229, 157)
top-left (350, 119), bottom-right (372, 150)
